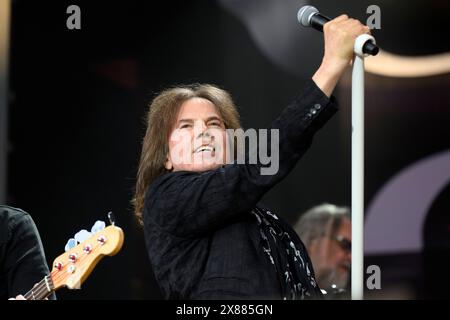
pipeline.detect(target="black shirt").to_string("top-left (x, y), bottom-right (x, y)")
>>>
top-left (143, 80), bottom-right (338, 299)
top-left (0, 205), bottom-right (54, 299)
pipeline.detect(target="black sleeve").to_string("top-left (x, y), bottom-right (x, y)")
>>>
top-left (144, 79), bottom-right (338, 238)
top-left (4, 212), bottom-right (54, 299)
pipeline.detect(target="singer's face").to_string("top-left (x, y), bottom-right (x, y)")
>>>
top-left (165, 98), bottom-right (229, 172)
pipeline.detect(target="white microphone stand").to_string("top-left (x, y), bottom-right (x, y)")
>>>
top-left (351, 34), bottom-right (376, 300)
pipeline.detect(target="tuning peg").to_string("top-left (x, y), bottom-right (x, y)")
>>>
top-left (90, 220), bottom-right (106, 233)
top-left (74, 229), bottom-right (92, 243)
top-left (65, 238), bottom-right (77, 252)
top-left (108, 211), bottom-right (116, 226)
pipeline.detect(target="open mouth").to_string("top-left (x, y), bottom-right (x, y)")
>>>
top-left (194, 145), bottom-right (215, 154)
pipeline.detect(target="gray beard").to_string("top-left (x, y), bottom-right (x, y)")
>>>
top-left (319, 268), bottom-right (350, 291)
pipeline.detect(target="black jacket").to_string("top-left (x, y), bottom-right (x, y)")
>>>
top-left (143, 80), bottom-right (338, 299)
top-left (0, 205), bottom-right (53, 299)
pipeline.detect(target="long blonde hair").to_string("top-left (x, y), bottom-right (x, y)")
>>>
top-left (133, 84), bottom-right (241, 224)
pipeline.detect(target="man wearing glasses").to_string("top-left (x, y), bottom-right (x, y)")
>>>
top-left (293, 204), bottom-right (351, 298)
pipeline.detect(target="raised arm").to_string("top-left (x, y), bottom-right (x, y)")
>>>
top-left (144, 80), bottom-right (336, 237)
top-left (144, 15), bottom-right (370, 238)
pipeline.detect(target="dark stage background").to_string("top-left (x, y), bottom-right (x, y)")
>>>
top-left (4, 0), bottom-right (450, 299)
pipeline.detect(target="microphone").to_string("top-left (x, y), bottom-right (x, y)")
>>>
top-left (297, 5), bottom-right (379, 56)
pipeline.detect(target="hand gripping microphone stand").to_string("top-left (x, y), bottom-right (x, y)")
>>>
top-left (297, 5), bottom-right (378, 300)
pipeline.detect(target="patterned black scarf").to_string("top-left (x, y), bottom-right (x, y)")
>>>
top-left (252, 206), bottom-right (323, 300)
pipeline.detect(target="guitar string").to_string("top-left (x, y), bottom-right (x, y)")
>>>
top-left (26, 241), bottom-right (102, 300)
top-left (25, 240), bottom-right (106, 300)
top-left (44, 241), bottom-right (104, 298)
top-left (26, 277), bottom-right (54, 300)
top-left (50, 232), bottom-right (110, 284)
top-left (24, 278), bottom-right (47, 300)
